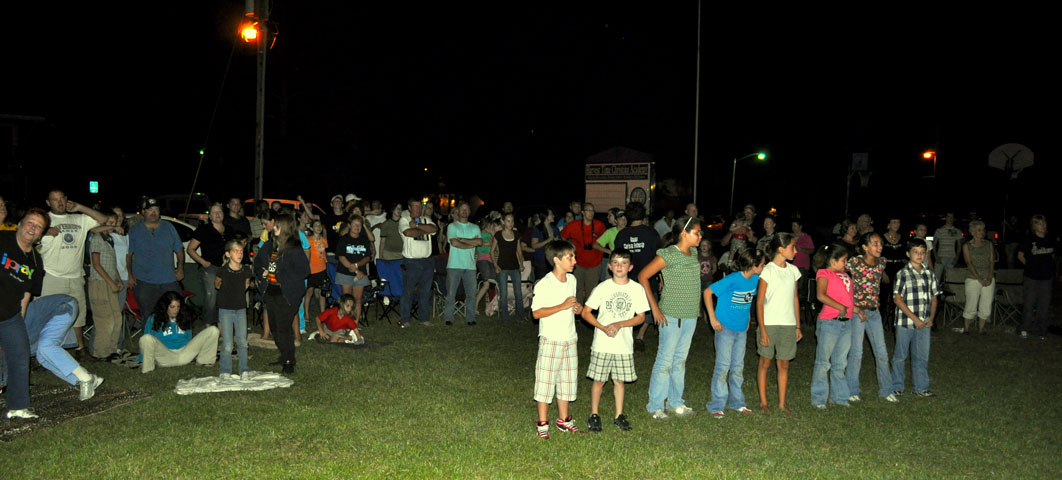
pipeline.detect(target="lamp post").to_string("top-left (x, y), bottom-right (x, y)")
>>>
top-left (729, 152), bottom-right (766, 214)
top-left (922, 150), bottom-right (937, 178)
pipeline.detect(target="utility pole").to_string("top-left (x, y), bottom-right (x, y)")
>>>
top-left (247, 0), bottom-right (269, 200)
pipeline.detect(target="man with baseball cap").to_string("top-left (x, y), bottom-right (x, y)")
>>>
top-left (127, 197), bottom-right (185, 318)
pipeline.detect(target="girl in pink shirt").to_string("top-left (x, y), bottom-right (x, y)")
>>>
top-left (810, 244), bottom-right (855, 408)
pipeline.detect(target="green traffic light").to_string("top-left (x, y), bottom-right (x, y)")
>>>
top-left (757, 153), bottom-right (766, 160)
top-left (199, 149), bottom-right (205, 155)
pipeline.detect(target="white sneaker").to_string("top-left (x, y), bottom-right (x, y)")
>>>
top-left (5, 408), bottom-right (39, 419)
top-left (307, 331), bottom-right (319, 341)
top-left (885, 393), bottom-right (900, 403)
top-left (814, 404), bottom-right (827, 410)
top-left (240, 371), bottom-right (252, 381)
top-left (650, 409), bottom-right (670, 420)
top-left (670, 405), bottom-right (695, 417)
top-left (1021, 331), bottom-right (1029, 338)
top-left (78, 374), bottom-right (104, 401)
top-left (848, 395), bottom-right (862, 403)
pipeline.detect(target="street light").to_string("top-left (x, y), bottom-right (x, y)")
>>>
top-left (923, 150), bottom-right (937, 178)
top-left (729, 152), bottom-right (767, 214)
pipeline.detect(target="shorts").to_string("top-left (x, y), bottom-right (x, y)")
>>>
top-left (533, 337), bottom-right (578, 403)
top-left (757, 324), bottom-right (797, 360)
top-left (308, 271), bottom-right (329, 289)
top-left (335, 271), bottom-right (370, 288)
top-left (586, 351), bottom-right (637, 383)
top-left (476, 260), bottom-right (494, 282)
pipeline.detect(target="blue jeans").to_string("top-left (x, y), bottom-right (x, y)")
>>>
top-left (401, 257), bottom-right (434, 324)
top-left (133, 280), bottom-right (181, 324)
top-left (846, 308), bottom-right (894, 398)
top-left (0, 313), bottom-right (31, 410)
top-left (647, 315), bottom-right (697, 413)
top-left (1021, 277), bottom-right (1052, 335)
top-left (706, 327), bottom-right (746, 413)
top-left (445, 268), bottom-right (477, 324)
top-left (198, 265), bottom-right (219, 326)
top-left (218, 308), bottom-right (248, 374)
top-left (811, 318), bottom-right (852, 405)
top-left (892, 325), bottom-right (931, 393)
top-left (25, 294), bottom-right (81, 386)
top-left (496, 269), bottom-right (525, 323)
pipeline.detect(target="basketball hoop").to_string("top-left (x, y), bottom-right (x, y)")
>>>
top-left (857, 171), bottom-right (873, 187)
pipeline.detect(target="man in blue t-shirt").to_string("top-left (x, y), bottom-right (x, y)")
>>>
top-left (444, 202), bottom-right (482, 325)
top-left (127, 198), bottom-right (185, 317)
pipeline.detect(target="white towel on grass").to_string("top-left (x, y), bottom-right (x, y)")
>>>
top-left (174, 371), bottom-right (294, 395)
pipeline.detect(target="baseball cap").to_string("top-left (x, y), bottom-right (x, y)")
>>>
top-left (141, 197), bottom-right (160, 211)
top-left (331, 194), bottom-right (344, 203)
top-left (345, 193), bottom-right (362, 202)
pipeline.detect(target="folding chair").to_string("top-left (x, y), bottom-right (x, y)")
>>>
top-left (373, 259), bottom-right (405, 324)
top-left (940, 267), bottom-right (967, 329)
top-left (993, 269), bottom-right (1024, 327)
top-left (432, 272), bottom-right (468, 320)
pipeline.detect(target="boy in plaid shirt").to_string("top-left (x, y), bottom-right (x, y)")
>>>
top-left (891, 238), bottom-right (941, 397)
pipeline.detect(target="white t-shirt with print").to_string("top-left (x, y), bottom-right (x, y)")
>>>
top-left (584, 279), bottom-right (650, 354)
top-left (759, 261), bottom-right (801, 326)
top-left (40, 212), bottom-right (100, 278)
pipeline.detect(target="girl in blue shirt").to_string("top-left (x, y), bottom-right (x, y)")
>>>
top-left (703, 249), bottom-right (767, 417)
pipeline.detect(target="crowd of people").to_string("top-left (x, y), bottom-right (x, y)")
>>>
top-left (1, 190), bottom-right (1057, 430)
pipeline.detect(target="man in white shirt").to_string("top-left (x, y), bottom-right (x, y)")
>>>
top-left (399, 198), bottom-right (438, 327)
top-left (39, 190), bottom-right (112, 356)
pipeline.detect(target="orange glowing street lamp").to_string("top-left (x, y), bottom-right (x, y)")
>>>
top-left (922, 150), bottom-right (937, 178)
top-left (240, 22), bottom-right (259, 42)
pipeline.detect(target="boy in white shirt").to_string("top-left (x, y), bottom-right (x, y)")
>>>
top-left (580, 250), bottom-right (649, 432)
top-left (531, 240), bottom-right (583, 439)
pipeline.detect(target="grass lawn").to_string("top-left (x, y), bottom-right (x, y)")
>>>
top-left (3, 308), bottom-right (1062, 479)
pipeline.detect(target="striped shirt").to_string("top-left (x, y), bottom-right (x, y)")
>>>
top-left (892, 263), bottom-right (941, 327)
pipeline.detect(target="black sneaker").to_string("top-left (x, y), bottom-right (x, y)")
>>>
top-left (613, 414), bottom-right (632, 431)
top-left (446, 320), bottom-right (453, 326)
top-left (893, 390), bottom-right (904, 397)
top-left (912, 390), bottom-right (936, 398)
top-left (587, 413), bottom-right (603, 432)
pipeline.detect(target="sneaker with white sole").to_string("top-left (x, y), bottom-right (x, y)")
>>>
top-left (735, 406), bottom-right (754, 415)
top-left (78, 374), bottom-right (104, 401)
top-left (912, 390), bottom-right (937, 398)
top-left (670, 405), bottom-right (695, 417)
top-left (307, 331), bottom-right (319, 341)
top-left (555, 416), bottom-right (580, 433)
top-left (5, 408), bottom-right (39, 420)
top-left (711, 411), bottom-right (725, 419)
top-left (536, 422), bottom-right (550, 439)
top-left (814, 404), bottom-right (827, 410)
top-left (848, 395), bottom-right (862, 403)
top-left (884, 393), bottom-right (900, 403)
top-left (650, 409), bottom-right (670, 420)
top-left (1021, 330), bottom-right (1029, 338)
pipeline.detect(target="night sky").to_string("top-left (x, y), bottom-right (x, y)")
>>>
top-left (2, 2), bottom-right (1055, 229)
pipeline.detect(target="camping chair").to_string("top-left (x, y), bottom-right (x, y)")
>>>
top-left (993, 269), bottom-right (1024, 328)
top-left (486, 261), bottom-right (535, 319)
top-left (373, 259), bottom-right (405, 325)
top-left (940, 267), bottom-right (967, 329)
top-left (432, 272), bottom-right (468, 321)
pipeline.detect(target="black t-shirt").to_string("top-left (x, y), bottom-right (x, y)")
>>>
top-left (192, 223), bottom-right (228, 266)
top-left (334, 233), bottom-right (370, 275)
top-left (1, 231), bottom-right (45, 321)
top-left (1020, 234), bottom-right (1058, 280)
top-left (223, 215), bottom-right (252, 238)
top-left (216, 263), bottom-right (254, 309)
top-left (321, 212), bottom-right (345, 252)
top-left (614, 224), bottom-right (660, 279)
top-left (495, 231), bottom-right (520, 270)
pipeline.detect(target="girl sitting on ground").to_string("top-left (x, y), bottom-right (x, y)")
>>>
top-left (138, 291), bottom-right (220, 373)
top-left (312, 294), bottom-right (364, 344)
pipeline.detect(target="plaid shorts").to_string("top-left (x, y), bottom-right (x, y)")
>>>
top-left (586, 351), bottom-right (637, 383)
top-left (533, 337), bottom-right (579, 403)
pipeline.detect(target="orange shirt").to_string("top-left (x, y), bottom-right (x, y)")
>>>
top-left (561, 219), bottom-right (605, 267)
top-left (308, 234), bottom-right (328, 274)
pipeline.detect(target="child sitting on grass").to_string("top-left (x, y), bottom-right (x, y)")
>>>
top-left (580, 249), bottom-right (649, 432)
top-left (530, 240), bottom-right (583, 439)
top-left (312, 294), bottom-right (364, 344)
top-left (891, 238), bottom-right (940, 398)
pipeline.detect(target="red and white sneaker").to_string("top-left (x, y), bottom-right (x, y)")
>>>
top-left (555, 416), bottom-right (581, 433)
top-left (536, 422), bottom-right (550, 439)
